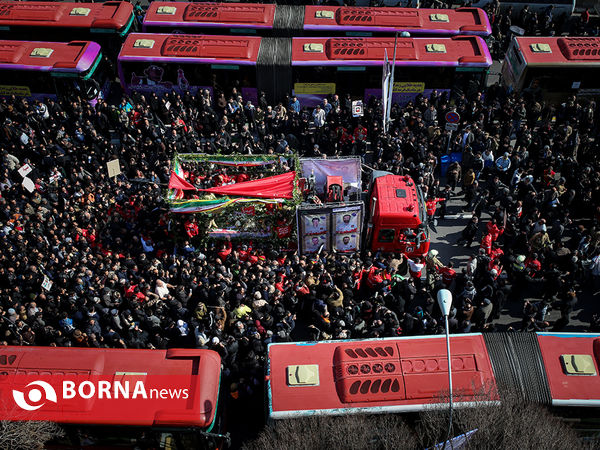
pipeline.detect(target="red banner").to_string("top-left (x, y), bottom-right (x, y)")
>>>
top-left (242, 205), bottom-right (255, 215)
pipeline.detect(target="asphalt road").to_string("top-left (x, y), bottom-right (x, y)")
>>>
top-left (429, 189), bottom-right (597, 332)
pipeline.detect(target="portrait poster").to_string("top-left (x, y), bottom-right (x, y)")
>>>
top-left (334, 207), bottom-right (361, 234)
top-left (334, 233), bottom-right (359, 253)
top-left (303, 233), bottom-right (328, 254)
top-left (303, 214), bottom-right (328, 236)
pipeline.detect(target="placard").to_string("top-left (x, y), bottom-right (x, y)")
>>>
top-left (297, 202), bottom-right (363, 255)
top-left (107, 159), bottom-right (121, 178)
top-left (22, 177), bottom-right (35, 193)
top-left (352, 100), bottom-right (364, 118)
top-left (334, 208), bottom-right (360, 234)
top-left (300, 158), bottom-right (361, 195)
top-left (18, 164), bottom-right (32, 178)
top-left (303, 234), bottom-right (328, 254)
top-left (49, 172), bottom-right (62, 184)
top-left (41, 275), bottom-right (53, 291)
top-left (303, 214), bottom-right (328, 236)
top-left (334, 233), bottom-right (359, 253)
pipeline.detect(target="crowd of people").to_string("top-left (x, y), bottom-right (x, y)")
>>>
top-left (1, 4), bottom-right (600, 413)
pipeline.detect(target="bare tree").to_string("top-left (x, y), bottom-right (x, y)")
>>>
top-left (0, 420), bottom-right (64, 450)
top-left (417, 386), bottom-right (588, 450)
top-left (243, 414), bottom-right (417, 450)
top-left (247, 385), bottom-right (593, 450)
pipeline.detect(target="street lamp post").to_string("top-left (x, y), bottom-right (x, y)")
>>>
top-left (437, 289), bottom-right (453, 450)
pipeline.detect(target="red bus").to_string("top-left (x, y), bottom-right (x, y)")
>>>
top-left (0, 347), bottom-right (226, 449)
top-left (502, 36), bottom-right (600, 103)
top-left (143, 2), bottom-right (491, 37)
top-left (267, 332), bottom-right (600, 420)
top-left (117, 34), bottom-right (491, 106)
top-left (0, 39), bottom-right (108, 102)
top-left (0, 1), bottom-right (135, 54)
top-left (367, 174), bottom-right (429, 257)
top-left (267, 334), bottom-right (498, 419)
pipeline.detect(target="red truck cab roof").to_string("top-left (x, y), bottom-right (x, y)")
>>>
top-left (371, 174), bottom-right (424, 229)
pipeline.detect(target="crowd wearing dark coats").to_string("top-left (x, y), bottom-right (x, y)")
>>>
top-left (1, 60), bottom-right (600, 403)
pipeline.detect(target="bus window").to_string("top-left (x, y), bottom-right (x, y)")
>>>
top-left (122, 61), bottom-right (256, 97)
top-left (525, 67), bottom-right (600, 93)
top-left (293, 65), bottom-right (459, 101)
top-left (0, 70), bottom-right (55, 97)
top-left (377, 229), bottom-right (395, 243)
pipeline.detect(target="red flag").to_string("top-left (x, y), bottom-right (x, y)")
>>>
top-left (199, 171), bottom-right (295, 199)
top-left (168, 171), bottom-right (196, 190)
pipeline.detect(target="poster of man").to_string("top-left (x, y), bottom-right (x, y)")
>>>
top-left (304, 234), bottom-right (328, 253)
top-left (335, 233), bottom-right (358, 252)
top-left (335, 210), bottom-right (360, 234)
top-left (304, 214), bottom-right (327, 235)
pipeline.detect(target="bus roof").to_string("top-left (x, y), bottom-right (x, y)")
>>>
top-left (0, 1), bottom-right (133, 31)
top-left (144, 2), bottom-right (276, 30)
top-left (303, 6), bottom-right (491, 36)
top-left (537, 333), bottom-right (600, 406)
top-left (292, 36), bottom-right (492, 66)
top-left (514, 36), bottom-right (600, 67)
top-left (119, 33), bottom-right (263, 65)
top-left (0, 40), bottom-right (100, 73)
top-left (0, 347), bottom-right (221, 428)
top-left (267, 334), bottom-right (497, 419)
top-left (143, 3), bottom-right (490, 36)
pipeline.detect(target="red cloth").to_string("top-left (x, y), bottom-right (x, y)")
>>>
top-left (168, 171), bottom-right (196, 190)
top-left (437, 266), bottom-right (456, 286)
top-left (525, 258), bottom-right (541, 275)
top-left (489, 262), bottom-right (502, 280)
top-left (199, 171), bottom-right (296, 199)
top-left (366, 267), bottom-right (383, 289)
top-left (295, 283), bottom-right (309, 296)
top-left (426, 199), bottom-right (438, 217)
top-left (236, 173), bottom-right (249, 183)
top-left (490, 248), bottom-right (504, 261)
top-left (353, 126), bottom-right (367, 142)
top-left (218, 241), bottom-right (232, 261)
top-left (480, 233), bottom-right (492, 255)
top-left (275, 224), bottom-right (292, 239)
top-left (184, 221), bottom-right (199, 238)
top-left (486, 222), bottom-right (503, 242)
top-left (353, 269), bottom-right (364, 290)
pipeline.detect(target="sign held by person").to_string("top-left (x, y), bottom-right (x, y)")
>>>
top-left (107, 159), bottom-right (121, 179)
top-left (18, 164), bottom-right (32, 178)
top-left (42, 275), bottom-right (53, 292)
top-left (22, 177), bottom-right (35, 193)
top-left (352, 101), bottom-right (364, 118)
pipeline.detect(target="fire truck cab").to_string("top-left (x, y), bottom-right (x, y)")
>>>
top-left (368, 174), bottom-right (430, 257)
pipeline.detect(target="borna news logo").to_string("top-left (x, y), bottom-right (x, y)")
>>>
top-left (11, 379), bottom-right (189, 411)
top-left (12, 381), bottom-right (57, 411)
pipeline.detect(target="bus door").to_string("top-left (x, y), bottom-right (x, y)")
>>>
top-left (452, 67), bottom-right (488, 100)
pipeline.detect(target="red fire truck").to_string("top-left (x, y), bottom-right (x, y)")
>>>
top-left (367, 173), bottom-right (430, 257)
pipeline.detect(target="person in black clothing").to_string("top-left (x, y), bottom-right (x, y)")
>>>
top-left (457, 216), bottom-right (479, 247)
